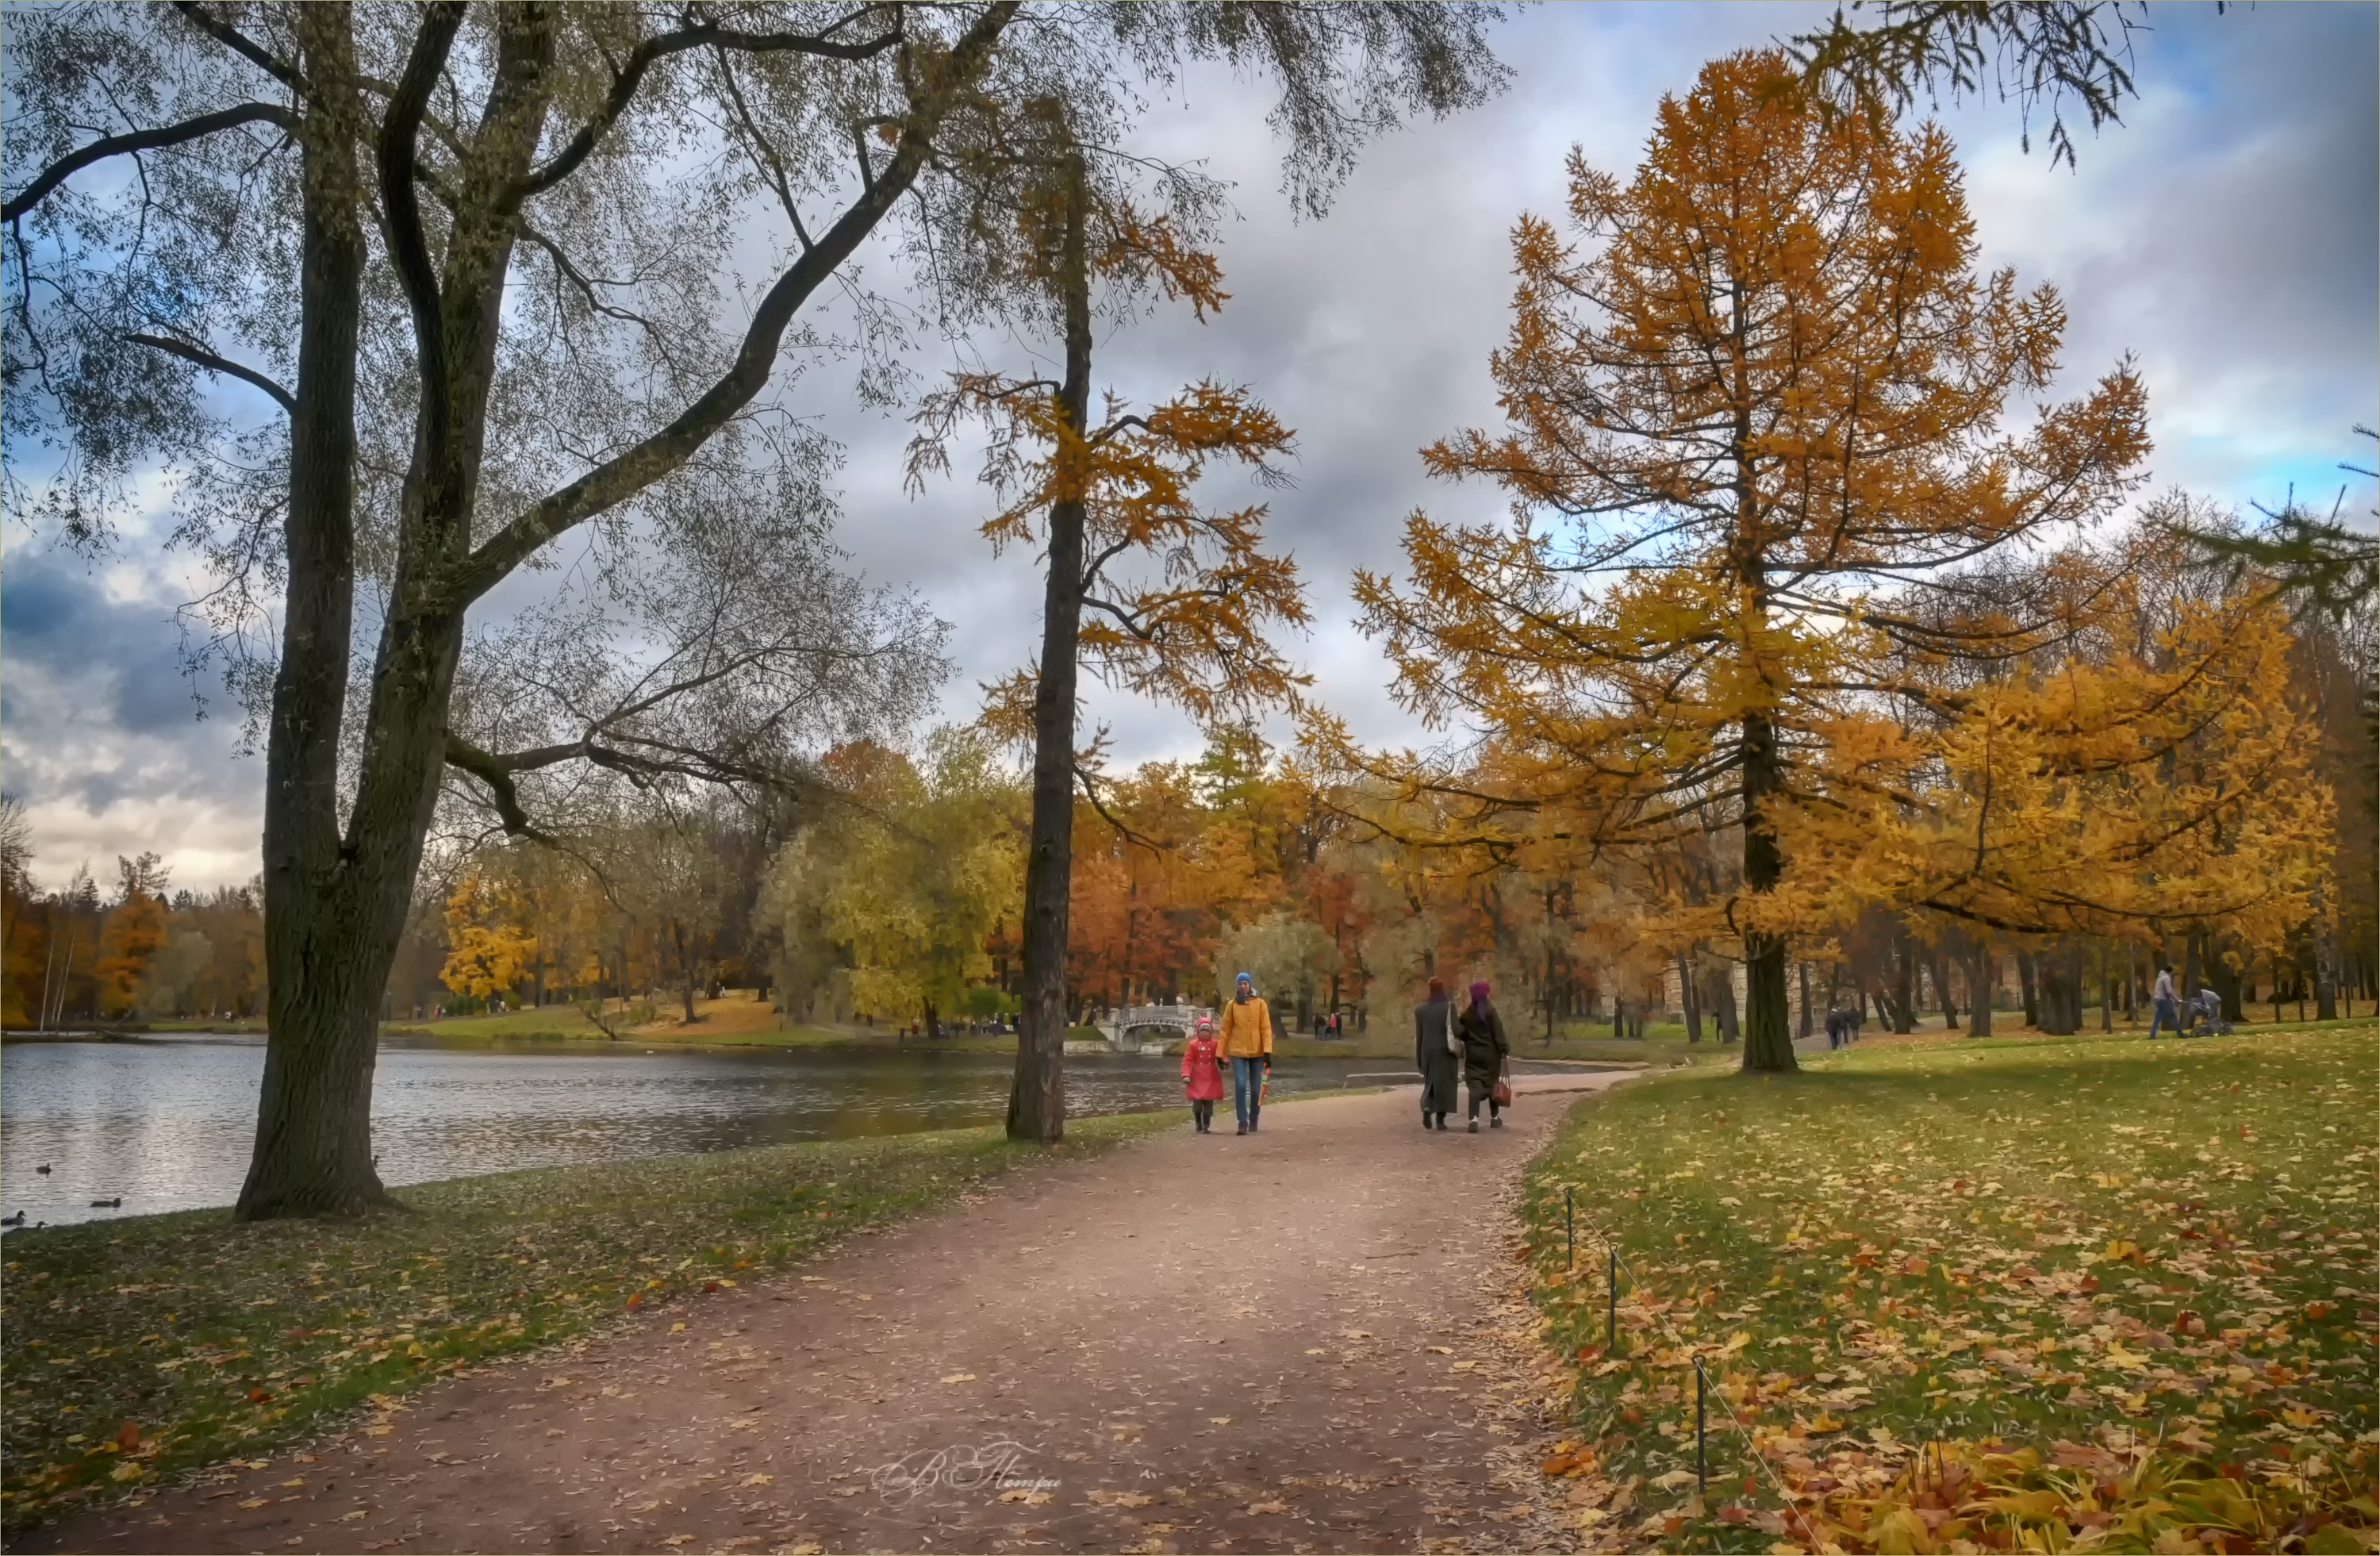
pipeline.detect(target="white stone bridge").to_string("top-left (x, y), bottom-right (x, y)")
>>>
top-left (1088, 1004), bottom-right (1215, 1054)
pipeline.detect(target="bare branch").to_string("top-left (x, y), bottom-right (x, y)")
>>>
top-left (170, 2), bottom-right (298, 87)
top-left (126, 332), bottom-right (296, 414)
top-left (517, 10), bottom-right (904, 199)
top-left (3, 102), bottom-right (296, 222)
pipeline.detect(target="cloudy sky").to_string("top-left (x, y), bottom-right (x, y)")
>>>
top-left (5, 1), bottom-right (2375, 893)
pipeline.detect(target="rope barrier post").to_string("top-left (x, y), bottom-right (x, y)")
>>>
top-left (1606, 1244), bottom-right (1617, 1351)
top-left (1695, 1358), bottom-right (1708, 1498)
top-left (1564, 1185), bottom-right (1574, 1270)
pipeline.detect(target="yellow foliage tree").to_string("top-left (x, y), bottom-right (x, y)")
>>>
top-left (1335, 51), bottom-right (2328, 1071)
top-left (904, 117), bottom-right (1307, 1139)
top-left (440, 871), bottom-right (536, 1006)
top-left (764, 732), bottom-right (1023, 1037)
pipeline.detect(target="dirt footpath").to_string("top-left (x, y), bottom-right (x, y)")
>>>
top-left (32, 1076), bottom-right (1630, 1556)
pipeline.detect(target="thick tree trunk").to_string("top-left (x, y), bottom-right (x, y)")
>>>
top-left (2207, 935), bottom-right (2244, 1023)
top-left (1008, 150), bottom-right (1092, 1145)
top-left (237, 10), bottom-right (393, 1220)
top-left (674, 924), bottom-right (698, 1024)
top-left (1882, 927), bottom-right (1913, 1033)
top-left (1738, 709), bottom-right (1797, 1071)
top-left (1677, 952), bottom-right (1702, 1043)
top-left (2313, 905), bottom-right (2339, 1020)
top-left (1931, 947), bottom-right (1958, 1028)
top-left (2036, 942), bottom-right (2079, 1035)
top-left (2017, 949), bottom-right (2040, 1028)
top-left (1967, 947), bottom-right (1994, 1037)
top-left (1708, 955), bottom-right (1741, 1043)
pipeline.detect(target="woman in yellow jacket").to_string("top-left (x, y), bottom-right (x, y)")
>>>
top-left (1216, 972), bottom-right (1275, 1135)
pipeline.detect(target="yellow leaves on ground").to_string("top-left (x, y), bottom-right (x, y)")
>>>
top-left (1774, 1433), bottom-right (2374, 1556)
top-left (1521, 1028), bottom-right (2378, 1553)
top-left (1087, 1489), bottom-right (1154, 1508)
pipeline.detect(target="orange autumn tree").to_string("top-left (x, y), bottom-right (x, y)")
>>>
top-left (94, 854), bottom-right (171, 1019)
top-left (906, 113), bottom-right (1307, 1141)
top-left (1342, 49), bottom-right (2159, 1072)
top-left (440, 870), bottom-right (536, 1008)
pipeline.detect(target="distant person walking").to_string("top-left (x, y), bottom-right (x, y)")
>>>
top-left (1217, 973), bottom-right (1275, 1135)
top-left (2148, 962), bottom-right (2180, 1040)
top-left (1415, 978), bottom-right (1459, 1131)
top-left (1181, 1016), bottom-right (1225, 1134)
top-left (1457, 980), bottom-right (1511, 1132)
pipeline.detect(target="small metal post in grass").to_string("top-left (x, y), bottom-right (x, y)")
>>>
top-left (1695, 1358), bottom-right (1708, 1497)
top-left (1606, 1244), bottom-right (1617, 1350)
top-left (1564, 1185), bottom-right (1575, 1270)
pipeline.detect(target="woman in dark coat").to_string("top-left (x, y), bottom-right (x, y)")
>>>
top-left (1414, 979), bottom-right (1459, 1130)
top-left (1456, 980), bottom-right (1510, 1132)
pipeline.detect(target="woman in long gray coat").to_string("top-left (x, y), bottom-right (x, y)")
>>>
top-left (1457, 980), bottom-right (1511, 1132)
top-left (1414, 979), bottom-right (1459, 1131)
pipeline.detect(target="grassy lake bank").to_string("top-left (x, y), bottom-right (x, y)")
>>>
top-left (0, 1110), bottom-right (1180, 1536)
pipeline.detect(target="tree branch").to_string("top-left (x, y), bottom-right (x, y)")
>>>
top-left (125, 332), bottom-right (296, 413)
top-left (442, 735), bottom-right (557, 843)
top-left (517, 10), bottom-right (904, 199)
top-left (2, 102), bottom-right (297, 222)
top-left (455, 2), bottom-right (1021, 606)
top-left (375, 1), bottom-right (467, 452)
top-left (170, 2), bottom-right (299, 87)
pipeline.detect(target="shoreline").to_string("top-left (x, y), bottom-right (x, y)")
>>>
top-left (0, 1109), bottom-right (1192, 1536)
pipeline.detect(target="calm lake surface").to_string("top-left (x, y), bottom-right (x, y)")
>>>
top-left (0, 1035), bottom-right (1402, 1228)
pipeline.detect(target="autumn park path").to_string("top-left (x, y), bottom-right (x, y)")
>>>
top-left (34, 1074), bottom-right (1633, 1556)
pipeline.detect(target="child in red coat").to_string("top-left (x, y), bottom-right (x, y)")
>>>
top-left (1181, 1017), bottom-right (1226, 1134)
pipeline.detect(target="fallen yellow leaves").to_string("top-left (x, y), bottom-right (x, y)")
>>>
top-left (939, 1373), bottom-right (977, 1385)
top-left (1776, 1434), bottom-right (2376, 1556)
top-left (1087, 1489), bottom-right (1154, 1508)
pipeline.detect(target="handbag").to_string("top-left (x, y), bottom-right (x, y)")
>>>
top-left (1491, 1075), bottom-right (1514, 1108)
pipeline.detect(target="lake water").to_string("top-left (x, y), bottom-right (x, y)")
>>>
top-left (0, 1035), bottom-right (1407, 1228)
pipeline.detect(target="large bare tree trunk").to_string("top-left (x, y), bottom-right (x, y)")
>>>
top-left (1009, 150), bottom-right (1093, 1145)
top-left (1739, 709), bottom-right (1797, 1072)
top-left (238, 10), bottom-right (396, 1219)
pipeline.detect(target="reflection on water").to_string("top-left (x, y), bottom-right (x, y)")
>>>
top-left (0, 1035), bottom-right (1381, 1227)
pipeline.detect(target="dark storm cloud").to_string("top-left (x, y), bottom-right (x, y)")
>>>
top-left (1, 544), bottom-right (262, 888)
top-left (2, 551), bottom-right (206, 735)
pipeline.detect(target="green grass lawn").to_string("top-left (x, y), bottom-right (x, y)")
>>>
top-left (377, 1005), bottom-right (1024, 1051)
top-left (0, 1112), bottom-right (1176, 1537)
top-left (1518, 1025), bottom-right (2379, 1554)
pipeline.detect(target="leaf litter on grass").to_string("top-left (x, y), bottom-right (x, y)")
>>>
top-left (1519, 1026), bottom-right (2380, 1553)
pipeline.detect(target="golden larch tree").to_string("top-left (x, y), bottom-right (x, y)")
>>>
top-left (1350, 49), bottom-right (2160, 1070)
